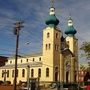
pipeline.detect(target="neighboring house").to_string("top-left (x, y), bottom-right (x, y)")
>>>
top-left (78, 70), bottom-right (86, 82)
top-left (0, 4), bottom-right (78, 84)
top-left (78, 64), bottom-right (90, 82)
top-left (0, 56), bottom-right (8, 67)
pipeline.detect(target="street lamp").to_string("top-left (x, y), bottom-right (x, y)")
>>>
top-left (27, 65), bottom-right (30, 90)
top-left (3, 70), bottom-right (7, 85)
top-left (13, 21), bottom-right (24, 90)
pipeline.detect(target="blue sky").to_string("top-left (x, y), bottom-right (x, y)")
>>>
top-left (0, 0), bottom-right (90, 63)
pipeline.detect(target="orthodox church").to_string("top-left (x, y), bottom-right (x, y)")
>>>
top-left (0, 2), bottom-right (78, 84)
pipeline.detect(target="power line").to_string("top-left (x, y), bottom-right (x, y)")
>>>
top-left (21, 29), bottom-right (42, 42)
top-left (0, 48), bottom-right (15, 53)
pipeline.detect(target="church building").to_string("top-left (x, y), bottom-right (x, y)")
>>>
top-left (0, 2), bottom-right (78, 84)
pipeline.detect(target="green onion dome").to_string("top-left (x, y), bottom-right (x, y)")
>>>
top-left (65, 17), bottom-right (77, 36)
top-left (45, 7), bottom-right (59, 27)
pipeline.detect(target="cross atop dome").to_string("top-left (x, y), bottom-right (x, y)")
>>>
top-left (68, 16), bottom-right (73, 26)
top-left (45, 0), bottom-right (59, 27)
top-left (50, 0), bottom-right (55, 15)
top-left (65, 16), bottom-right (77, 36)
top-left (51, 0), bottom-right (54, 7)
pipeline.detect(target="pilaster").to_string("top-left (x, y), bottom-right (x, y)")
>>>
top-left (70, 57), bottom-right (75, 82)
top-left (60, 54), bottom-right (64, 82)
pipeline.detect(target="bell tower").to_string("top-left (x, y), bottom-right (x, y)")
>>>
top-left (65, 16), bottom-right (78, 82)
top-left (42, 0), bottom-right (62, 81)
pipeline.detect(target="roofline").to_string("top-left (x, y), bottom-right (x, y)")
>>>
top-left (8, 52), bottom-right (43, 59)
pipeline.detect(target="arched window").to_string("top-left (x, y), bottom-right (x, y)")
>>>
top-left (22, 69), bottom-right (25, 77)
top-left (66, 71), bottom-right (69, 83)
top-left (47, 32), bottom-right (50, 38)
top-left (33, 58), bottom-right (34, 61)
top-left (7, 70), bottom-right (9, 77)
top-left (27, 59), bottom-right (28, 62)
top-left (2, 70), bottom-right (4, 77)
top-left (46, 44), bottom-right (47, 50)
top-left (38, 68), bottom-right (41, 77)
top-left (12, 70), bottom-right (14, 77)
top-left (55, 44), bottom-right (59, 51)
top-left (56, 33), bottom-right (58, 38)
top-left (39, 57), bottom-right (41, 61)
top-left (55, 67), bottom-right (58, 81)
top-left (46, 68), bottom-right (49, 77)
top-left (49, 43), bottom-right (51, 49)
top-left (55, 44), bottom-right (56, 50)
top-left (21, 59), bottom-right (22, 63)
top-left (31, 69), bottom-right (34, 77)
top-left (10, 61), bottom-right (12, 64)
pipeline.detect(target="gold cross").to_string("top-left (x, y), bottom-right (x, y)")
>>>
top-left (51, 0), bottom-right (54, 7)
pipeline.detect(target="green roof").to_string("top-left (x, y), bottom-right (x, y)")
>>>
top-left (45, 15), bottom-right (59, 27)
top-left (65, 25), bottom-right (77, 36)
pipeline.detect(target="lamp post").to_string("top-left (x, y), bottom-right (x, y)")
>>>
top-left (13, 21), bottom-right (24, 90)
top-left (3, 70), bottom-right (7, 85)
top-left (27, 65), bottom-right (30, 90)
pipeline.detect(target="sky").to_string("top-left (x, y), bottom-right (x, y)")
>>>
top-left (0, 0), bottom-right (90, 63)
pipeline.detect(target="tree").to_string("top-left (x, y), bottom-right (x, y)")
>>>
top-left (80, 42), bottom-right (90, 60)
top-left (84, 72), bottom-right (90, 82)
top-left (86, 62), bottom-right (90, 72)
top-left (80, 63), bottom-right (90, 82)
top-left (80, 42), bottom-right (90, 81)
top-left (80, 64), bottom-right (86, 71)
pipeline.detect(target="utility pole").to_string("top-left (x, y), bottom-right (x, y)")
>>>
top-left (13, 21), bottom-right (24, 90)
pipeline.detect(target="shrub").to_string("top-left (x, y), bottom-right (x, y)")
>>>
top-left (0, 80), bottom-right (3, 85)
top-left (5, 81), bottom-right (11, 85)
